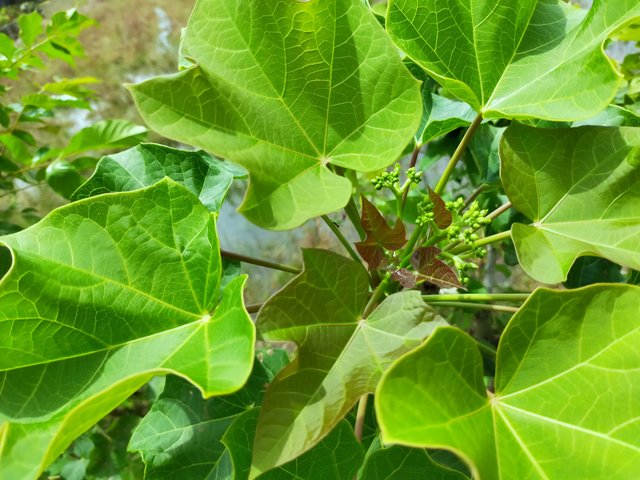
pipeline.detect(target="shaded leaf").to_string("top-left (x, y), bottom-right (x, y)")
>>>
top-left (225, 410), bottom-right (364, 480)
top-left (58, 119), bottom-right (148, 159)
top-left (377, 285), bottom-right (640, 479)
top-left (356, 198), bottom-right (407, 270)
top-left (387, 0), bottom-right (640, 119)
top-left (130, 0), bottom-right (421, 229)
top-left (564, 256), bottom-right (625, 289)
top-left (252, 250), bottom-right (445, 476)
top-left (361, 445), bottom-right (469, 480)
top-left (501, 124), bottom-right (640, 283)
top-left (0, 179), bottom-right (255, 479)
top-left (467, 124), bottom-right (505, 184)
top-left (416, 92), bottom-right (476, 145)
top-left (411, 247), bottom-right (463, 289)
top-left (392, 268), bottom-right (416, 289)
top-left (73, 143), bottom-right (240, 213)
top-left (45, 160), bottom-right (85, 199)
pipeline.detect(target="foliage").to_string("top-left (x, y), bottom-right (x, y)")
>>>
top-left (0, 0), bottom-right (639, 479)
top-left (0, 8), bottom-right (146, 231)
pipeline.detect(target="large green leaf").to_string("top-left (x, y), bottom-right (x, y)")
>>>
top-left (387, 0), bottom-right (640, 119)
top-left (251, 249), bottom-right (445, 476)
top-left (73, 143), bottom-right (243, 213)
top-left (226, 410), bottom-right (364, 480)
top-left (130, 0), bottom-right (421, 229)
top-left (501, 124), bottom-right (640, 283)
top-left (377, 285), bottom-right (640, 479)
top-left (0, 180), bottom-right (255, 479)
top-left (129, 360), bottom-right (272, 479)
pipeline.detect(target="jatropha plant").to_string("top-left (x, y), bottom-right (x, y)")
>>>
top-left (1, 0), bottom-right (640, 479)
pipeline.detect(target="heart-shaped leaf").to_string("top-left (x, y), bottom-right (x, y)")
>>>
top-left (377, 285), bottom-right (640, 479)
top-left (73, 143), bottom-right (243, 212)
top-left (412, 247), bottom-right (463, 289)
top-left (501, 123), bottom-right (640, 283)
top-left (0, 180), bottom-right (255, 479)
top-left (252, 249), bottom-right (445, 476)
top-left (387, 0), bottom-right (640, 119)
top-left (130, 0), bottom-right (422, 229)
top-left (356, 198), bottom-right (407, 270)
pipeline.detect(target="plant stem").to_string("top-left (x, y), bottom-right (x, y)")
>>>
top-left (434, 114), bottom-right (483, 195)
top-left (486, 201), bottom-right (512, 221)
top-left (447, 230), bottom-right (511, 255)
top-left (354, 393), bottom-right (369, 443)
top-left (463, 184), bottom-right (487, 209)
top-left (321, 215), bottom-right (363, 266)
top-left (400, 144), bottom-right (422, 210)
top-left (344, 195), bottom-right (365, 240)
top-left (220, 250), bottom-right (301, 274)
top-left (427, 301), bottom-right (519, 313)
top-left (423, 293), bottom-right (529, 303)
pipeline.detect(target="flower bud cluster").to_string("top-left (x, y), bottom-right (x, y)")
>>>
top-left (453, 257), bottom-right (478, 286)
top-left (372, 164), bottom-right (401, 191)
top-left (416, 197), bottom-right (434, 226)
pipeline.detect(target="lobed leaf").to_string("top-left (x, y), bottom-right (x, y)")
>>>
top-left (130, 0), bottom-right (422, 229)
top-left (501, 123), bottom-right (640, 283)
top-left (377, 285), bottom-right (640, 479)
top-left (387, 0), bottom-right (640, 120)
top-left (73, 143), bottom-right (243, 213)
top-left (0, 180), bottom-right (255, 479)
top-left (252, 249), bottom-right (445, 476)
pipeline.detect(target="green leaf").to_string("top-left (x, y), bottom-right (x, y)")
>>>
top-left (501, 124), bottom-right (640, 283)
top-left (387, 0), bottom-right (640, 119)
top-left (0, 179), bottom-right (255, 479)
top-left (377, 285), bottom-right (640, 480)
top-left (225, 410), bottom-right (364, 480)
top-left (45, 160), bottom-right (85, 199)
top-left (130, 0), bottom-right (421, 229)
top-left (416, 93), bottom-right (476, 145)
top-left (252, 249), bottom-right (446, 476)
top-left (18, 11), bottom-right (44, 47)
top-left (58, 119), bottom-right (148, 159)
top-left (573, 105), bottom-right (640, 128)
top-left (361, 445), bottom-right (469, 480)
top-left (73, 143), bottom-right (240, 213)
top-left (355, 198), bottom-right (407, 270)
top-left (467, 124), bottom-right (504, 184)
top-left (129, 359), bottom-right (271, 480)
top-left (564, 256), bottom-right (625, 289)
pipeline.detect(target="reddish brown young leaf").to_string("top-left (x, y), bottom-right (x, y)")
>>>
top-left (412, 247), bottom-right (463, 289)
top-left (428, 188), bottom-right (452, 229)
top-left (392, 268), bottom-right (416, 289)
top-left (356, 197), bottom-right (407, 270)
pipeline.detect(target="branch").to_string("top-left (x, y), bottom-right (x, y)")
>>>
top-left (220, 250), bottom-right (301, 274)
top-left (427, 301), bottom-right (519, 313)
top-left (423, 292), bottom-right (530, 303)
top-left (321, 215), bottom-right (363, 267)
top-left (434, 114), bottom-right (483, 195)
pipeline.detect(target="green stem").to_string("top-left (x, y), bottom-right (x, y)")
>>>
top-left (400, 144), bottom-right (423, 211)
top-left (362, 274), bottom-right (391, 318)
top-left (427, 301), bottom-right (519, 313)
top-left (354, 394), bottom-right (369, 443)
top-left (463, 184), bottom-right (487, 210)
top-left (423, 293), bottom-right (529, 303)
top-left (321, 215), bottom-right (363, 266)
top-left (344, 195), bottom-right (365, 241)
top-left (220, 250), bottom-right (301, 274)
top-left (447, 230), bottom-right (511, 255)
top-left (434, 114), bottom-right (483, 195)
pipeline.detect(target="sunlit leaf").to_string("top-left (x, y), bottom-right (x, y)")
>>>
top-left (387, 0), bottom-right (640, 119)
top-left (130, 0), bottom-right (421, 229)
top-left (0, 180), bottom-right (255, 479)
top-left (377, 285), bottom-right (640, 479)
